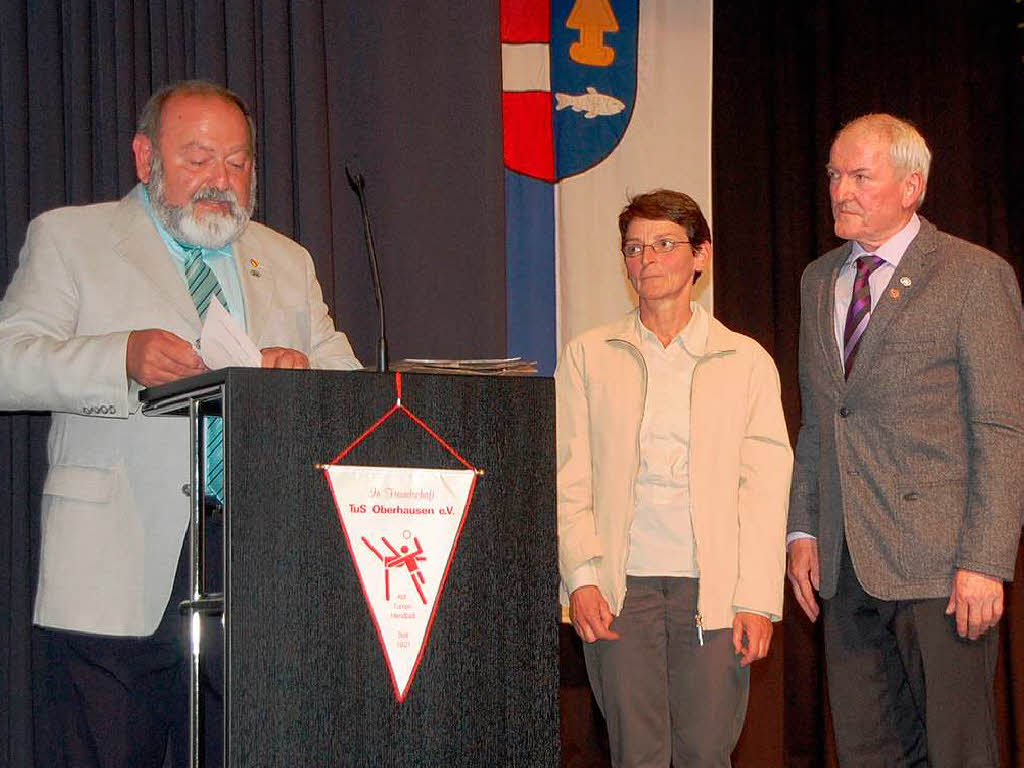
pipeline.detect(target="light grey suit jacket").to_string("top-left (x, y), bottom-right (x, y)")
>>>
top-left (0, 186), bottom-right (361, 636)
top-left (787, 217), bottom-right (1024, 601)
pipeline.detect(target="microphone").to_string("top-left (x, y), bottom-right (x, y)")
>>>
top-left (345, 165), bottom-right (389, 373)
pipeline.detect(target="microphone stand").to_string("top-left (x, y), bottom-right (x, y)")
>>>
top-left (346, 166), bottom-right (389, 372)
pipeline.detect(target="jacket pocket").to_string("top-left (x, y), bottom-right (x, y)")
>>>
top-left (896, 477), bottom-right (965, 578)
top-left (42, 464), bottom-right (117, 503)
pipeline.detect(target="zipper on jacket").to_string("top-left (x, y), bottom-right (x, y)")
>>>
top-left (608, 337), bottom-right (648, 575)
top-left (687, 355), bottom-right (711, 637)
top-left (685, 351), bottom-right (729, 636)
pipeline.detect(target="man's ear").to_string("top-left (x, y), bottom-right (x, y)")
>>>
top-left (901, 170), bottom-right (924, 209)
top-left (132, 134), bottom-right (154, 184)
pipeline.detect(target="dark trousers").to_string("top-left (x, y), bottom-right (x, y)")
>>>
top-left (823, 543), bottom-right (999, 768)
top-left (582, 576), bottom-right (749, 768)
top-left (34, 518), bottom-right (223, 768)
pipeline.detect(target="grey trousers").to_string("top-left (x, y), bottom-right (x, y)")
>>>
top-left (582, 576), bottom-right (749, 768)
top-left (823, 543), bottom-right (1000, 768)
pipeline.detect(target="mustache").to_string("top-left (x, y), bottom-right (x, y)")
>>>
top-left (191, 186), bottom-right (238, 206)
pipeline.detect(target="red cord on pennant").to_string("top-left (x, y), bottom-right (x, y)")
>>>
top-left (401, 408), bottom-right (475, 471)
top-left (325, 372), bottom-right (478, 472)
top-left (328, 403), bottom-right (400, 464)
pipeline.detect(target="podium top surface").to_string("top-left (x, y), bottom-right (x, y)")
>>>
top-left (140, 367), bottom-right (550, 417)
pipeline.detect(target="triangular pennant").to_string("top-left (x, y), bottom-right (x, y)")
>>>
top-left (324, 465), bottom-right (477, 701)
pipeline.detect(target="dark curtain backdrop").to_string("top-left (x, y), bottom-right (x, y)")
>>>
top-left (2, 1), bottom-right (1021, 766)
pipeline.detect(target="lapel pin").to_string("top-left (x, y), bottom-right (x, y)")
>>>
top-left (889, 287), bottom-right (901, 299)
top-left (900, 276), bottom-right (912, 287)
top-left (248, 258), bottom-right (262, 278)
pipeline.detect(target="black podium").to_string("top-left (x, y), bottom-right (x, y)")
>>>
top-left (141, 369), bottom-right (559, 767)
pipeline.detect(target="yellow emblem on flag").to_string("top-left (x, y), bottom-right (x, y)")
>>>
top-left (567, 0), bottom-right (619, 66)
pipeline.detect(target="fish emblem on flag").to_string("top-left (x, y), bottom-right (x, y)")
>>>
top-left (502, 0), bottom-right (639, 182)
top-left (555, 86), bottom-right (626, 119)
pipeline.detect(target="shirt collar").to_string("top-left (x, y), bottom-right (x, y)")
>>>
top-left (140, 185), bottom-right (233, 265)
top-left (634, 301), bottom-right (709, 357)
top-left (847, 213), bottom-right (921, 268)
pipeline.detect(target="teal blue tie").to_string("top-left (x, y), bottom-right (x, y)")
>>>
top-left (186, 248), bottom-right (226, 321)
top-left (184, 249), bottom-right (227, 502)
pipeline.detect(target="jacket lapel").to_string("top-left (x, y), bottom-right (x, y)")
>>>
top-left (845, 218), bottom-right (939, 388)
top-left (111, 187), bottom-right (201, 332)
top-left (234, 226), bottom-right (274, 347)
top-left (819, 245), bottom-right (850, 387)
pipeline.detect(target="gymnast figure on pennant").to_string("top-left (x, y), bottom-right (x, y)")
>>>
top-left (362, 532), bottom-right (428, 604)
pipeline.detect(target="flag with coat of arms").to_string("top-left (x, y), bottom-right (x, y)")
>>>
top-left (501, 0), bottom-right (713, 373)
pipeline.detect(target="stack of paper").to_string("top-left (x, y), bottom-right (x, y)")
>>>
top-left (392, 357), bottom-right (538, 376)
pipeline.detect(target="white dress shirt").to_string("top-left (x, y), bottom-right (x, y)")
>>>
top-left (626, 305), bottom-right (708, 577)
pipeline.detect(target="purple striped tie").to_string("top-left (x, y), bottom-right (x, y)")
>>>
top-left (843, 254), bottom-right (886, 378)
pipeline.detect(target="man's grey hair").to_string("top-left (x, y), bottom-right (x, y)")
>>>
top-left (136, 79), bottom-right (256, 156)
top-left (836, 113), bottom-right (932, 208)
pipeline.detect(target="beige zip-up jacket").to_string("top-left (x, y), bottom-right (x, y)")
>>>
top-left (555, 306), bottom-right (793, 630)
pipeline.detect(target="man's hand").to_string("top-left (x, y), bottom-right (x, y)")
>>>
top-left (732, 611), bottom-right (773, 667)
top-left (945, 569), bottom-right (1004, 640)
top-left (569, 585), bottom-right (620, 644)
top-left (260, 347), bottom-right (310, 369)
top-left (787, 537), bottom-right (821, 622)
top-left (127, 329), bottom-right (207, 387)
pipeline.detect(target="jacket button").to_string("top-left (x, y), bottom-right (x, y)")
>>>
top-left (839, 407), bottom-right (851, 417)
top-left (903, 492), bottom-right (920, 501)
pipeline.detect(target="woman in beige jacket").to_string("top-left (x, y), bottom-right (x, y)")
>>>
top-left (555, 189), bottom-right (792, 767)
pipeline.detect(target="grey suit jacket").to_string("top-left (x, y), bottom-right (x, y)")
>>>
top-left (787, 217), bottom-right (1024, 601)
top-left (0, 186), bottom-right (361, 636)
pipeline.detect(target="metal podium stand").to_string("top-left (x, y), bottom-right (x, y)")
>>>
top-left (143, 377), bottom-right (228, 768)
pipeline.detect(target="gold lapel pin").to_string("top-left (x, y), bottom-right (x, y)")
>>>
top-left (248, 258), bottom-right (262, 277)
top-left (889, 287), bottom-right (901, 299)
top-left (900, 276), bottom-right (912, 287)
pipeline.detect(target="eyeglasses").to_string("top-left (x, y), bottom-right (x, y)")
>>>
top-left (621, 238), bottom-right (691, 259)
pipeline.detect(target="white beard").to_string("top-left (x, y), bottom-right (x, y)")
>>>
top-left (147, 153), bottom-right (256, 248)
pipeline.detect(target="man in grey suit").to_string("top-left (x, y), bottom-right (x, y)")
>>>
top-left (0, 80), bottom-right (360, 766)
top-left (787, 113), bottom-right (1024, 766)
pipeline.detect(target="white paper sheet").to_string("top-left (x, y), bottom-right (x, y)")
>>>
top-left (198, 298), bottom-right (262, 369)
